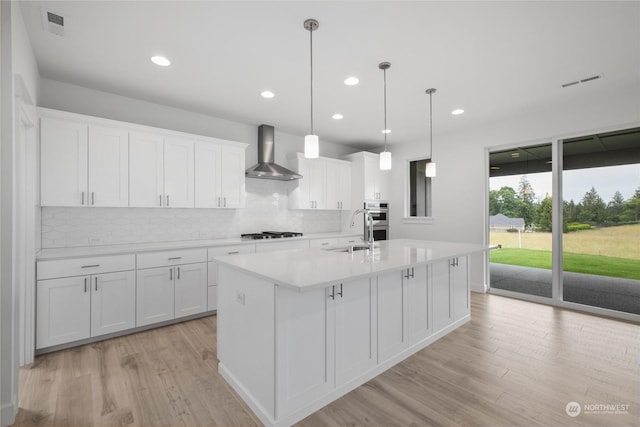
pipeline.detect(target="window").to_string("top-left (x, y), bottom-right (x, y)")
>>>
top-left (407, 158), bottom-right (432, 219)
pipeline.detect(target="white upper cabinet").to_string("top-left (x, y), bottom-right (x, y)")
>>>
top-left (41, 117), bottom-right (88, 207)
top-left (41, 118), bottom-right (129, 207)
top-left (163, 137), bottom-right (195, 208)
top-left (40, 108), bottom-right (247, 209)
top-left (326, 160), bottom-right (351, 210)
top-left (88, 126), bottom-right (129, 207)
top-left (129, 132), bottom-right (165, 207)
top-left (343, 151), bottom-right (390, 202)
top-left (288, 153), bottom-right (351, 210)
top-left (195, 143), bottom-right (246, 209)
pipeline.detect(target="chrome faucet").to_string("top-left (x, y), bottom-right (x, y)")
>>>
top-left (350, 208), bottom-right (375, 251)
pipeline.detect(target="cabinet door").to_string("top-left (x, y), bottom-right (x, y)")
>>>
top-left (40, 117), bottom-right (88, 207)
top-left (376, 168), bottom-right (390, 201)
top-left (174, 263), bottom-right (208, 318)
top-left (377, 270), bottom-right (408, 363)
top-left (432, 260), bottom-right (452, 332)
top-left (219, 146), bottom-right (246, 208)
top-left (363, 155), bottom-right (378, 200)
top-left (88, 126), bottom-right (129, 207)
top-left (164, 138), bottom-right (195, 208)
top-left (452, 256), bottom-right (470, 321)
top-left (207, 285), bottom-right (217, 311)
top-left (194, 143), bottom-right (220, 208)
top-left (136, 267), bottom-right (175, 326)
top-left (308, 159), bottom-right (326, 209)
top-left (36, 276), bottom-right (91, 348)
top-left (337, 162), bottom-right (351, 210)
top-left (335, 278), bottom-right (377, 386)
top-left (129, 132), bottom-right (164, 207)
top-left (325, 162), bottom-right (341, 210)
top-left (276, 286), bottom-right (335, 417)
top-left (407, 265), bottom-right (431, 345)
top-left (91, 271), bottom-right (136, 336)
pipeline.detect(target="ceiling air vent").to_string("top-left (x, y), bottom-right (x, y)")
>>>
top-left (561, 74), bottom-right (602, 88)
top-left (41, 9), bottom-right (65, 36)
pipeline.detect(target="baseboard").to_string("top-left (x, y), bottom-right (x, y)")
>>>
top-left (1, 399), bottom-right (17, 427)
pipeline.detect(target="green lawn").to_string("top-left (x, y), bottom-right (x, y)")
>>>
top-left (490, 248), bottom-right (640, 280)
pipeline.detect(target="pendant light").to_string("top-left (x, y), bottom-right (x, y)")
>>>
top-left (304, 19), bottom-right (319, 159)
top-left (425, 88), bottom-right (437, 177)
top-left (379, 62), bottom-right (392, 170)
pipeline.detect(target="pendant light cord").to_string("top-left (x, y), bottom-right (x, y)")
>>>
top-left (309, 26), bottom-right (314, 135)
top-left (383, 68), bottom-right (388, 151)
top-left (429, 91), bottom-right (433, 160)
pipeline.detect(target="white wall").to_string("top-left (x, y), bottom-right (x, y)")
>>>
top-left (39, 78), bottom-right (359, 171)
top-left (389, 80), bottom-right (640, 292)
top-left (1, 3), bottom-right (40, 425)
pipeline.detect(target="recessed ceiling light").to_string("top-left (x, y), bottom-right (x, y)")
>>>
top-left (511, 152), bottom-right (520, 158)
top-left (382, 129), bottom-right (391, 134)
top-left (151, 55), bottom-right (171, 67)
top-left (332, 113), bottom-right (344, 120)
top-left (490, 166), bottom-right (500, 170)
top-left (260, 91), bottom-right (275, 99)
top-left (344, 77), bottom-right (359, 86)
top-left (451, 109), bottom-right (465, 115)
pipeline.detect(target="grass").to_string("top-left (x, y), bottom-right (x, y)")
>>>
top-left (490, 248), bottom-right (640, 280)
top-left (489, 224), bottom-right (640, 260)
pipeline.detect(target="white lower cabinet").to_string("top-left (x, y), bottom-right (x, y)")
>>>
top-left (276, 277), bottom-right (376, 417)
top-left (432, 256), bottom-right (470, 332)
top-left (36, 269), bottom-right (135, 349)
top-left (136, 262), bottom-right (207, 327)
top-left (405, 265), bottom-right (431, 345)
top-left (136, 266), bottom-right (175, 326)
top-left (174, 263), bottom-right (208, 318)
top-left (207, 244), bottom-right (256, 311)
top-left (376, 270), bottom-right (409, 363)
top-left (90, 271), bottom-right (136, 336)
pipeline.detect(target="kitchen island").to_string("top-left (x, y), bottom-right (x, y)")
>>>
top-left (216, 239), bottom-right (490, 427)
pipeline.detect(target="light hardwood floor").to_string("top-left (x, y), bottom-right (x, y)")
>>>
top-left (13, 293), bottom-right (639, 427)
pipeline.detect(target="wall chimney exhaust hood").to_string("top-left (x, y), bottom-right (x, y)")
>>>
top-left (246, 125), bottom-right (302, 181)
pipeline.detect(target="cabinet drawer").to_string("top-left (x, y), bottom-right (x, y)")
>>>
top-left (137, 248), bottom-right (207, 269)
top-left (337, 236), bottom-right (362, 246)
top-left (255, 239), bottom-right (309, 253)
top-left (37, 254), bottom-right (135, 280)
top-left (309, 238), bottom-right (339, 249)
top-left (207, 244), bottom-right (255, 261)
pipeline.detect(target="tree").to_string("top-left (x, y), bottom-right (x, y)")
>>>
top-left (517, 176), bottom-right (536, 227)
top-left (577, 187), bottom-right (606, 224)
top-left (493, 186), bottom-right (521, 218)
top-left (607, 191), bottom-right (625, 223)
top-left (537, 196), bottom-right (553, 232)
top-left (489, 190), bottom-right (500, 215)
top-left (621, 187), bottom-right (640, 222)
top-left (565, 199), bottom-right (577, 223)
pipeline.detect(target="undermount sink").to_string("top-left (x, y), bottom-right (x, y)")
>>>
top-left (333, 245), bottom-right (371, 253)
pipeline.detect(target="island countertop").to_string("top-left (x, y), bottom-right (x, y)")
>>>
top-left (215, 238), bottom-right (491, 291)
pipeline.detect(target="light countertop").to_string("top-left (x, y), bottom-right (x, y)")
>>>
top-left (216, 239), bottom-right (493, 291)
top-left (36, 232), bottom-right (362, 261)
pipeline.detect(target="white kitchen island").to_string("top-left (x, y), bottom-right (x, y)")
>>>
top-left (216, 239), bottom-right (490, 427)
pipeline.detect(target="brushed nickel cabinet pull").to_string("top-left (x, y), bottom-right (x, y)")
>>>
top-left (177, 267), bottom-right (180, 279)
top-left (337, 283), bottom-right (343, 298)
top-left (91, 192), bottom-right (95, 205)
top-left (159, 195), bottom-right (163, 206)
top-left (84, 277), bottom-right (88, 292)
top-left (81, 191), bottom-right (85, 205)
top-left (167, 257), bottom-right (182, 261)
top-left (81, 264), bottom-right (100, 268)
top-left (166, 195), bottom-right (170, 206)
top-left (227, 251), bottom-right (240, 255)
top-left (169, 268), bottom-right (173, 281)
top-left (328, 285), bottom-right (335, 300)
top-left (94, 276), bottom-right (98, 291)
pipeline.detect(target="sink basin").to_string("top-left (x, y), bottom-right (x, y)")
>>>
top-left (332, 245), bottom-right (371, 253)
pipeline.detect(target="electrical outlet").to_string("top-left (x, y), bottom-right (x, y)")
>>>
top-left (236, 291), bottom-right (246, 305)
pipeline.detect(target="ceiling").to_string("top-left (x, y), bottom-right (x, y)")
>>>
top-left (19, 1), bottom-right (640, 149)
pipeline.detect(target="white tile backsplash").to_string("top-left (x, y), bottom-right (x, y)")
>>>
top-left (41, 179), bottom-right (342, 248)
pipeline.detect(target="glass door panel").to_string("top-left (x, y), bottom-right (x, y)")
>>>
top-left (489, 143), bottom-right (553, 297)
top-left (562, 129), bottom-right (640, 315)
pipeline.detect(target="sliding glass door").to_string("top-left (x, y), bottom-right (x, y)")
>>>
top-left (488, 143), bottom-right (553, 298)
top-left (488, 127), bottom-right (640, 319)
top-left (561, 130), bottom-right (640, 315)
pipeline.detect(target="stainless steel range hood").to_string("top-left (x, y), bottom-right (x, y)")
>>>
top-left (246, 125), bottom-right (302, 181)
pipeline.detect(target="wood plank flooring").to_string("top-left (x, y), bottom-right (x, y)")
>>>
top-left (12, 293), bottom-right (639, 427)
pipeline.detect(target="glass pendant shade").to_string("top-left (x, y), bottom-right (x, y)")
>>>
top-left (380, 151), bottom-right (392, 170)
top-left (425, 161), bottom-right (436, 177)
top-left (304, 134), bottom-right (319, 159)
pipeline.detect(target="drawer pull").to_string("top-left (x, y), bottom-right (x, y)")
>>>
top-left (321, 243), bottom-right (329, 246)
top-left (177, 267), bottom-right (181, 280)
top-left (84, 277), bottom-right (88, 293)
top-left (227, 251), bottom-right (240, 255)
top-left (81, 264), bottom-right (100, 268)
top-left (167, 257), bottom-right (182, 261)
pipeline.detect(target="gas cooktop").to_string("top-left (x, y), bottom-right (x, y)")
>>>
top-left (240, 231), bottom-right (303, 240)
